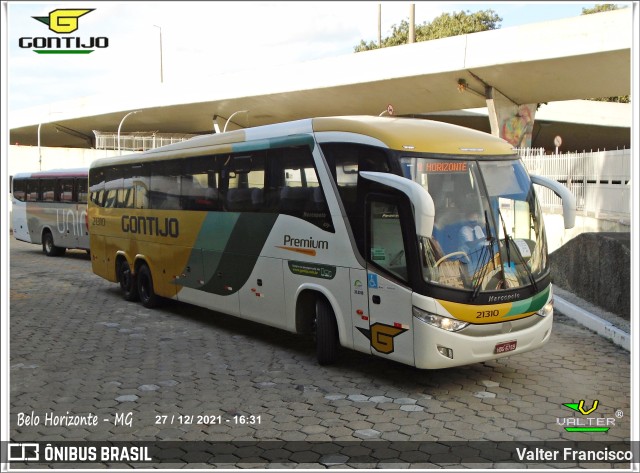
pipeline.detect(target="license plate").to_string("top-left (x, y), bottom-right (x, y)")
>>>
top-left (495, 340), bottom-right (517, 354)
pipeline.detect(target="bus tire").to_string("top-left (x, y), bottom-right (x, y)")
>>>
top-left (42, 231), bottom-right (65, 257)
top-left (118, 259), bottom-right (138, 301)
top-left (137, 263), bottom-right (160, 308)
top-left (315, 298), bottom-right (339, 365)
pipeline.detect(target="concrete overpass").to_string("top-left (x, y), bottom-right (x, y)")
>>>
top-left (9, 8), bottom-right (633, 150)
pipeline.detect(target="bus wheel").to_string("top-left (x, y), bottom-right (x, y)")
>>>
top-left (137, 263), bottom-right (160, 308)
top-left (118, 259), bottom-right (138, 301)
top-left (315, 299), bottom-right (339, 365)
top-left (42, 231), bottom-right (65, 257)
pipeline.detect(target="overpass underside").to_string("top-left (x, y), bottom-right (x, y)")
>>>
top-left (9, 9), bottom-right (632, 151)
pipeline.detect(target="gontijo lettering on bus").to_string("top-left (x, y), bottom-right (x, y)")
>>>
top-left (121, 215), bottom-right (179, 238)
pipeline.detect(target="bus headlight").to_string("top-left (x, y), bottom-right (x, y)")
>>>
top-left (536, 300), bottom-right (554, 317)
top-left (412, 306), bottom-right (469, 332)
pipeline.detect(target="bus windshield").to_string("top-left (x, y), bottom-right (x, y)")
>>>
top-left (399, 156), bottom-right (548, 294)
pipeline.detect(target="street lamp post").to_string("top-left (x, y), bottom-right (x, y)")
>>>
top-left (37, 111), bottom-right (62, 170)
top-left (117, 111), bottom-right (140, 155)
top-left (153, 25), bottom-right (164, 83)
top-left (37, 122), bottom-right (43, 170)
top-left (223, 110), bottom-right (249, 133)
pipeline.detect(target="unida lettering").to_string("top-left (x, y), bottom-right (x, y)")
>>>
top-left (122, 216), bottom-right (179, 238)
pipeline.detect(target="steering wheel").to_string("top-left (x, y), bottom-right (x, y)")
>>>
top-left (435, 251), bottom-right (470, 267)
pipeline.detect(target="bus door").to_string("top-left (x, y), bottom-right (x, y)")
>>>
top-left (11, 179), bottom-right (31, 242)
top-left (364, 194), bottom-right (415, 366)
top-left (76, 177), bottom-right (90, 249)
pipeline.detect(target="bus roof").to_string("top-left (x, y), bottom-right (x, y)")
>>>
top-left (91, 116), bottom-right (516, 169)
top-left (312, 116), bottom-right (515, 155)
top-left (13, 168), bottom-right (89, 179)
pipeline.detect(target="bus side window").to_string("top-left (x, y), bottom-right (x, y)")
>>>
top-left (103, 167), bottom-right (123, 209)
top-left (76, 178), bottom-right (88, 204)
top-left (320, 143), bottom-right (390, 252)
top-left (148, 160), bottom-right (182, 210)
top-left (59, 179), bottom-right (74, 203)
top-left (267, 146), bottom-right (333, 231)
top-left (368, 199), bottom-right (408, 283)
top-left (26, 180), bottom-right (39, 202)
top-left (89, 169), bottom-right (106, 207)
top-left (12, 179), bottom-right (26, 202)
top-left (224, 153), bottom-right (265, 212)
top-left (182, 155), bottom-right (221, 211)
top-left (128, 164), bottom-right (149, 210)
top-left (41, 179), bottom-right (55, 202)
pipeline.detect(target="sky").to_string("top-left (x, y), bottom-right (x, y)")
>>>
top-left (2, 1), bottom-right (611, 113)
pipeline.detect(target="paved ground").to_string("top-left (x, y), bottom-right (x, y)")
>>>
top-left (7, 239), bottom-right (633, 468)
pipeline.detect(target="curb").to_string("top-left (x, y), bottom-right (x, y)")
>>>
top-left (554, 296), bottom-right (630, 351)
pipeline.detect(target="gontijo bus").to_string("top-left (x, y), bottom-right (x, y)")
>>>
top-left (12, 168), bottom-right (90, 256)
top-left (88, 116), bottom-right (575, 369)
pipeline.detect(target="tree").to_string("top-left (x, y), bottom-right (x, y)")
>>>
top-left (581, 4), bottom-right (619, 14)
top-left (354, 9), bottom-right (502, 52)
top-left (581, 4), bottom-right (630, 103)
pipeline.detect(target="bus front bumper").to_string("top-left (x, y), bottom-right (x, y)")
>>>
top-left (413, 312), bottom-right (553, 369)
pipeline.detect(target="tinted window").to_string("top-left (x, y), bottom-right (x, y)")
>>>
top-left (76, 178), bottom-right (88, 204)
top-left (369, 199), bottom-right (408, 282)
top-left (127, 164), bottom-right (149, 210)
top-left (41, 179), bottom-right (56, 202)
top-left (13, 179), bottom-right (26, 202)
top-left (59, 179), bottom-right (74, 203)
top-left (103, 167), bottom-right (123, 208)
top-left (89, 169), bottom-right (106, 206)
top-left (26, 180), bottom-right (39, 202)
top-left (182, 156), bottom-right (222, 211)
top-left (320, 143), bottom-right (390, 250)
top-left (225, 152), bottom-right (265, 212)
top-left (268, 146), bottom-right (333, 232)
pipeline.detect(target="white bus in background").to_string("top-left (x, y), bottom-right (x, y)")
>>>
top-left (88, 116), bottom-right (575, 369)
top-left (11, 168), bottom-right (90, 256)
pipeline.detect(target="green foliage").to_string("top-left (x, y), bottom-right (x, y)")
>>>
top-left (589, 96), bottom-right (630, 104)
top-left (354, 9), bottom-right (502, 52)
top-left (581, 4), bottom-right (619, 14)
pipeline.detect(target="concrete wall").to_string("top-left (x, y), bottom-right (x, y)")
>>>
top-left (543, 212), bottom-right (630, 253)
top-left (8, 145), bottom-right (125, 178)
top-left (549, 232), bottom-right (630, 319)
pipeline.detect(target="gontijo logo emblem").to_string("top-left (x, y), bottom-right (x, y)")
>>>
top-left (33, 9), bottom-right (93, 33)
top-left (19, 9), bottom-right (108, 54)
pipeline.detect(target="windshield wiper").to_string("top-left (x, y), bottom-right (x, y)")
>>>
top-left (497, 208), bottom-right (538, 293)
top-left (470, 211), bottom-right (495, 301)
top-left (498, 209), bottom-right (512, 268)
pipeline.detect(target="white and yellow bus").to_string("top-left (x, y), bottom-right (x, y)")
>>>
top-left (12, 168), bottom-right (90, 256)
top-left (88, 116), bottom-right (575, 369)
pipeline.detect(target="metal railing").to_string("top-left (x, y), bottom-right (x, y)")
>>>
top-left (518, 148), bottom-right (631, 218)
top-left (93, 131), bottom-right (197, 152)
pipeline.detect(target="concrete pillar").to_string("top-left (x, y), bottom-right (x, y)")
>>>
top-left (486, 86), bottom-right (537, 148)
top-left (213, 115), bottom-right (223, 134)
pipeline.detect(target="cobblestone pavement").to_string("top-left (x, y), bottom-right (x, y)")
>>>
top-left (8, 239), bottom-right (633, 468)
